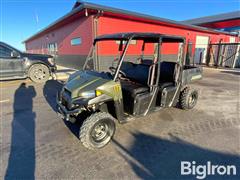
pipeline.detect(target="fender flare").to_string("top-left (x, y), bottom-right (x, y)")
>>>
top-left (88, 94), bottom-right (125, 123)
top-left (87, 94), bottom-right (113, 105)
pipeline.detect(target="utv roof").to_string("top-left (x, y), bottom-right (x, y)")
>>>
top-left (94, 33), bottom-right (185, 42)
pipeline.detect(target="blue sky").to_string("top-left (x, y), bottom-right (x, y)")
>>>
top-left (1, 0), bottom-right (239, 50)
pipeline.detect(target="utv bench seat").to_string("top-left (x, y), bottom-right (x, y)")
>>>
top-left (121, 80), bottom-right (149, 114)
top-left (121, 61), bottom-right (176, 96)
top-left (121, 81), bottom-right (149, 97)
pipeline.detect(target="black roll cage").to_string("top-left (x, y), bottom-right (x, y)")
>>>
top-left (84, 33), bottom-right (186, 89)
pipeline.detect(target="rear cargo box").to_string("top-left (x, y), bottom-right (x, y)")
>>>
top-left (181, 66), bottom-right (203, 85)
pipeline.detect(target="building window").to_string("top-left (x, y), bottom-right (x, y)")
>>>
top-left (71, 37), bottom-right (82, 46)
top-left (48, 42), bottom-right (58, 55)
top-left (116, 40), bottom-right (137, 45)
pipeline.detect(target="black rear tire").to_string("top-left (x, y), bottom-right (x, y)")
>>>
top-left (180, 87), bottom-right (198, 110)
top-left (29, 64), bottom-right (50, 83)
top-left (79, 112), bottom-right (116, 150)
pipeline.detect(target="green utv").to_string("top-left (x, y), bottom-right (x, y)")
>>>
top-left (57, 33), bottom-right (202, 150)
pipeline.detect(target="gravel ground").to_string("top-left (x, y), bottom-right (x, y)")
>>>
top-left (0, 68), bottom-right (239, 179)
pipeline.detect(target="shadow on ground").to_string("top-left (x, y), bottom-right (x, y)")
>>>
top-left (43, 80), bottom-right (86, 139)
top-left (113, 132), bottom-right (240, 180)
top-left (5, 83), bottom-right (36, 180)
top-left (220, 70), bottom-right (240, 76)
top-left (43, 80), bottom-right (63, 112)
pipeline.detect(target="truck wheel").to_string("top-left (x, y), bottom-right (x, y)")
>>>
top-left (29, 64), bottom-right (50, 83)
top-left (180, 87), bottom-right (198, 110)
top-left (79, 112), bottom-right (116, 150)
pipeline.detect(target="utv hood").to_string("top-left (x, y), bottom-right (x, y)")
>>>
top-left (64, 70), bottom-right (112, 98)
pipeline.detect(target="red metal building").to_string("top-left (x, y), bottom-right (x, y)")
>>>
top-left (182, 11), bottom-right (240, 33)
top-left (23, 1), bottom-right (239, 68)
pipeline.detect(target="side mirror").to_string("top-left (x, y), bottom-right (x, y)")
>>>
top-left (11, 51), bottom-right (20, 58)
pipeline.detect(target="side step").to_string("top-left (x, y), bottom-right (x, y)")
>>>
top-left (119, 106), bottom-right (164, 123)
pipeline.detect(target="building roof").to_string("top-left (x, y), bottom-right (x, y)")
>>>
top-left (23, 1), bottom-right (237, 43)
top-left (182, 11), bottom-right (240, 25)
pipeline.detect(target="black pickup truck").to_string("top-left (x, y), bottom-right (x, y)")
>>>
top-left (0, 42), bottom-right (56, 83)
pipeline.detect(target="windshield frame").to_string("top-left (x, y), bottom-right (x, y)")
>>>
top-left (83, 38), bottom-right (132, 81)
top-left (113, 38), bottom-right (132, 81)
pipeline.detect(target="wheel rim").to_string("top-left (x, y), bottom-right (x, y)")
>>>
top-left (189, 92), bottom-right (197, 107)
top-left (91, 122), bottom-right (109, 142)
top-left (32, 67), bottom-right (47, 81)
top-left (90, 119), bottom-right (115, 145)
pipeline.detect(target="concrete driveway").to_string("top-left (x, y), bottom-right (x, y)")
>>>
top-left (0, 68), bottom-right (239, 179)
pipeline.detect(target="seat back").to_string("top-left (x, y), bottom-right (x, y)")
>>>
top-left (159, 62), bottom-right (176, 83)
top-left (121, 62), bottom-right (150, 85)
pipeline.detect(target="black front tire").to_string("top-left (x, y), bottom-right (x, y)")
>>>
top-left (29, 64), bottom-right (50, 83)
top-left (79, 112), bottom-right (116, 150)
top-left (180, 87), bottom-right (198, 110)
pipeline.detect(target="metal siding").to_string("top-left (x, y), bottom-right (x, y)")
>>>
top-left (25, 16), bottom-right (93, 55)
top-left (97, 16), bottom-right (238, 56)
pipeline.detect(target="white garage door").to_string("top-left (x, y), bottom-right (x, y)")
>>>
top-left (194, 36), bottom-right (209, 64)
top-left (230, 37), bottom-right (236, 43)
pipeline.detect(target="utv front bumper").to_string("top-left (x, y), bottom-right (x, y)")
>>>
top-left (56, 93), bottom-right (82, 121)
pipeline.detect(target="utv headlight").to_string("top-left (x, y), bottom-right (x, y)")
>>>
top-left (80, 91), bottom-right (96, 98)
top-left (95, 90), bottom-right (102, 96)
top-left (79, 90), bottom-right (102, 99)
top-left (48, 57), bottom-right (55, 65)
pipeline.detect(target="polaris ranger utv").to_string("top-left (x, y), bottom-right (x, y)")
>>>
top-left (57, 33), bottom-right (202, 150)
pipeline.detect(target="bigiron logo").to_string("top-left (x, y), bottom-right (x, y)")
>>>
top-left (181, 161), bottom-right (237, 179)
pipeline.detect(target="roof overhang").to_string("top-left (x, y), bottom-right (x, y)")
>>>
top-left (182, 11), bottom-right (240, 25)
top-left (200, 19), bottom-right (240, 29)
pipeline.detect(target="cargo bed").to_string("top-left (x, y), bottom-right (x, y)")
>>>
top-left (181, 65), bottom-right (203, 85)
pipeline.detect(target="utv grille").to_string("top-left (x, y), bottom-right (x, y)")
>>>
top-left (64, 88), bottom-right (72, 97)
top-left (61, 97), bottom-right (68, 107)
top-left (61, 88), bottom-right (72, 109)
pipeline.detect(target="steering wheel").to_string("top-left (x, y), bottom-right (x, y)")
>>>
top-left (109, 66), bottom-right (126, 78)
